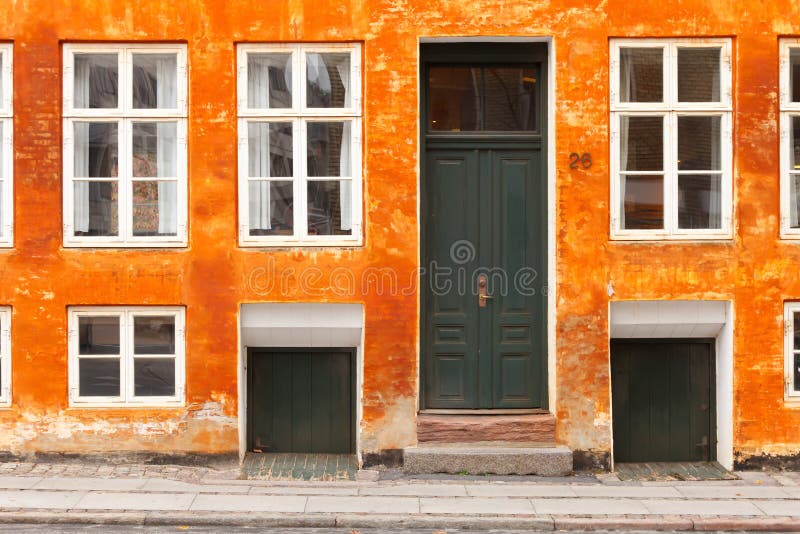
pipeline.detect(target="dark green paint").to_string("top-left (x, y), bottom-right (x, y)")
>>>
top-left (611, 340), bottom-right (716, 463)
top-left (248, 349), bottom-right (355, 454)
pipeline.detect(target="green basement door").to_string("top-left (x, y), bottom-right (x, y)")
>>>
top-left (611, 340), bottom-right (716, 462)
top-left (247, 349), bottom-right (355, 454)
top-left (420, 43), bottom-right (548, 410)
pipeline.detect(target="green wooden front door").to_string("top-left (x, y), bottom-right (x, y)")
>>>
top-left (248, 349), bottom-right (355, 454)
top-left (420, 44), bottom-right (548, 410)
top-left (611, 340), bottom-right (716, 463)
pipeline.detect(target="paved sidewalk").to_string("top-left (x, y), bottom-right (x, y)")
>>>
top-left (0, 461), bottom-right (797, 530)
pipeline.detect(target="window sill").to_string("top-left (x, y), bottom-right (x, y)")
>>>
top-left (68, 402), bottom-right (185, 409)
top-left (63, 240), bottom-right (188, 249)
top-left (610, 234), bottom-right (734, 243)
top-left (239, 238), bottom-right (364, 248)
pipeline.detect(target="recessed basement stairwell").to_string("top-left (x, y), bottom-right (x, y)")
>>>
top-left (403, 413), bottom-right (573, 476)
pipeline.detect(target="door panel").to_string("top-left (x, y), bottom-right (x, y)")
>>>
top-left (611, 340), bottom-right (715, 463)
top-left (423, 145), bottom-right (545, 409)
top-left (248, 350), bottom-right (354, 454)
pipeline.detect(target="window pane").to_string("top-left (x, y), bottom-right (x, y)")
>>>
top-left (249, 180), bottom-right (293, 235)
top-left (428, 66), bottom-right (480, 132)
top-left (133, 122), bottom-right (177, 178)
top-left (132, 53), bottom-right (177, 109)
top-left (791, 174), bottom-right (800, 229)
top-left (306, 52), bottom-right (350, 108)
top-left (134, 316), bottom-right (175, 354)
top-left (307, 180), bottom-right (353, 236)
top-left (677, 48), bottom-right (721, 102)
top-left (620, 116), bottom-right (663, 171)
top-left (248, 122), bottom-right (293, 178)
top-left (248, 53), bottom-right (292, 109)
top-left (678, 174), bottom-right (722, 229)
top-left (79, 358), bottom-right (120, 397)
top-left (73, 181), bottom-right (118, 236)
top-left (622, 175), bottom-right (664, 230)
top-left (678, 116), bottom-right (721, 170)
top-left (791, 49), bottom-right (800, 103)
top-left (0, 122), bottom-right (3, 179)
top-left (620, 48), bottom-right (663, 103)
top-left (79, 316), bottom-right (120, 355)
top-left (482, 66), bottom-right (537, 131)
top-left (132, 181), bottom-right (177, 236)
top-left (307, 122), bottom-right (350, 177)
top-left (0, 54), bottom-right (3, 104)
top-left (134, 358), bottom-right (176, 397)
top-left (795, 353), bottom-right (800, 392)
top-left (74, 122), bottom-right (118, 178)
top-left (74, 53), bottom-right (118, 109)
top-left (794, 312), bottom-right (800, 349)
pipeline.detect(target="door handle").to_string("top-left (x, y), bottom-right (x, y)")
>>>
top-left (478, 274), bottom-right (494, 307)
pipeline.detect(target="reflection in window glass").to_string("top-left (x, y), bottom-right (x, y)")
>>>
top-left (677, 48), bottom-right (721, 102)
top-left (678, 116), bottom-right (721, 171)
top-left (307, 180), bottom-right (352, 236)
top-left (248, 122), bottom-right (293, 178)
top-left (306, 53), bottom-right (350, 108)
top-left (620, 116), bottom-right (663, 171)
top-left (134, 316), bottom-right (175, 354)
top-left (79, 316), bottom-right (120, 355)
top-left (307, 122), bottom-right (350, 177)
top-left (249, 180), bottom-right (293, 236)
top-left (132, 54), bottom-right (177, 109)
top-left (79, 358), bottom-right (120, 397)
top-left (620, 48), bottom-right (663, 103)
top-left (792, 49), bottom-right (800, 103)
top-left (132, 122), bottom-right (177, 178)
top-left (622, 175), bottom-right (663, 230)
top-left (73, 181), bottom-right (119, 236)
top-left (248, 53), bottom-right (292, 109)
top-left (74, 53), bottom-right (119, 109)
top-left (678, 174), bottom-right (722, 229)
top-left (428, 66), bottom-right (480, 132)
top-left (134, 358), bottom-right (175, 397)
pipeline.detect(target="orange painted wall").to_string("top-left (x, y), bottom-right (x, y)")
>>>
top-left (0, 0), bottom-right (796, 461)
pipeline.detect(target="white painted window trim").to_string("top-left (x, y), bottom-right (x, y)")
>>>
top-left (779, 39), bottom-right (800, 239)
top-left (68, 306), bottom-right (185, 407)
top-left (236, 43), bottom-right (363, 247)
top-left (0, 307), bottom-right (11, 407)
top-left (62, 44), bottom-right (188, 247)
top-left (0, 44), bottom-right (13, 248)
top-left (784, 302), bottom-right (800, 401)
top-left (610, 38), bottom-right (733, 241)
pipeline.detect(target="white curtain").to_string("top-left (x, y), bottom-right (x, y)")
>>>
top-left (157, 57), bottom-right (177, 236)
top-left (307, 54), bottom-right (332, 99)
top-left (248, 59), bottom-right (271, 231)
top-left (619, 115), bottom-right (629, 228)
top-left (336, 61), bottom-right (352, 232)
top-left (709, 117), bottom-right (722, 228)
top-left (74, 59), bottom-right (91, 233)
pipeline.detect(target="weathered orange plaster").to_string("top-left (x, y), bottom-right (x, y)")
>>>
top-left (0, 0), bottom-right (797, 461)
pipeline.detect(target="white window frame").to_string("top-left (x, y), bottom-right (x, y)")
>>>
top-left (0, 44), bottom-right (13, 248)
top-left (68, 306), bottom-right (185, 407)
top-left (779, 39), bottom-right (800, 239)
top-left (0, 307), bottom-right (11, 407)
top-left (785, 302), bottom-right (800, 401)
top-left (236, 43), bottom-right (363, 247)
top-left (62, 44), bottom-right (188, 247)
top-left (610, 39), bottom-right (733, 241)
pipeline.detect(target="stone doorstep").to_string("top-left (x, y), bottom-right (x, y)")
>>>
top-left (0, 511), bottom-right (799, 531)
top-left (417, 412), bottom-right (556, 443)
top-left (403, 443), bottom-right (573, 476)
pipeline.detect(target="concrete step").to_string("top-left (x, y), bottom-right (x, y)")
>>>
top-left (417, 413), bottom-right (556, 443)
top-left (403, 441), bottom-right (573, 476)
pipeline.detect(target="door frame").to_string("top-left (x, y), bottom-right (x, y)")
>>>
top-left (610, 338), bottom-right (718, 463)
top-left (246, 347), bottom-right (357, 454)
top-left (418, 40), bottom-right (551, 411)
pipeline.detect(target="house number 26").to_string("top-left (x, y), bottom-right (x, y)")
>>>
top-left (569, 152), bottom-right (592, 169)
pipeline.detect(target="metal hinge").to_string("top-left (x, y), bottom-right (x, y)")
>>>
top-left (785, 318), bottom-right (792, 337)
top-left (67, 328), bottom-right (76, 340)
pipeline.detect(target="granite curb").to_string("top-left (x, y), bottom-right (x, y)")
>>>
top-left (0, 510), bottom-right (798, 530)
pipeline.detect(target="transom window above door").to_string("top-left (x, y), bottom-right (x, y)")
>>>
top-left (427, 64), bottom-right (539, 132)
top-left (610, 39), bottom-right (733, 240)
top-left (237, 44), bottom-right (362, 246)
top-left (62, 44), bottom-right (188, 247)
